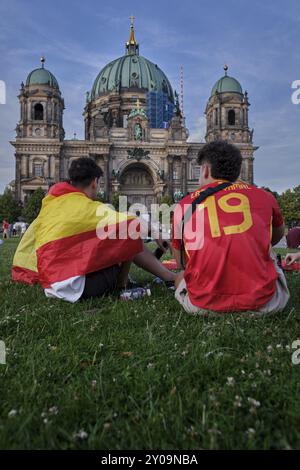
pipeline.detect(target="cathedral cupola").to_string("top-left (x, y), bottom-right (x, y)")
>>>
top-left (17, 57), bottom-right (65, 140)
top-left (85, 18), bottom-right (175, 136)
top-left (26, 56), bottom-right (60, 89)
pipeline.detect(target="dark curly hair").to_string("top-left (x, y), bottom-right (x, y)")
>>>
top-left (197, 141), bottom-right (242, 182)
top-left (68, 157), bottom-right (102, 187)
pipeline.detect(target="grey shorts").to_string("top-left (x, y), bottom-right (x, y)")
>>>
top-left (175, 252), bottom-right (290, 317)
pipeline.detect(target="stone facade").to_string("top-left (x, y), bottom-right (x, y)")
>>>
top-left (11, 35), bottom-right (258, 207)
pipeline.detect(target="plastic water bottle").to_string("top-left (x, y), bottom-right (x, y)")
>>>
top-left (120, 287), bottom-right (151, 301)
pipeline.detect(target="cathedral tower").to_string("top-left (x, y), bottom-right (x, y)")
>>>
top-left (12, 58), bottom-right (65, 201)
top-left (205, 65), bottom-right (256, 183)
top-left (17, 57), bottom-right (64, 141)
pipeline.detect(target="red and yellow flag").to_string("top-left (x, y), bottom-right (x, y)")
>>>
top-left (12, 183), bottom-right (143, 288)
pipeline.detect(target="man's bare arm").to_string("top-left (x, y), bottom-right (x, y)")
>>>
top-left (173, 247), bottom-right (181, 269)
top-left (271, 224), bottom-right (285, 246)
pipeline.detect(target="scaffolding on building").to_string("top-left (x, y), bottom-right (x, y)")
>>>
top-left (146, 91), bottom-right (174, 129)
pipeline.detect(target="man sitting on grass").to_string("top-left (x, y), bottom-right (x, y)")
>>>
top-left (12, 157), bottom-right (175, 302)
top-left (286, 227), bottom-right (300, 249)
top-left (172, 141), bottom-right (290, 316)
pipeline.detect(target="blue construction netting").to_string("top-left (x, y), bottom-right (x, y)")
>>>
top-left (146, 91), bottom-right (174, 129)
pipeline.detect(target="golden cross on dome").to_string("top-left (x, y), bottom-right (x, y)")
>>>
top-left (126, 15), bottom-right (138, 54)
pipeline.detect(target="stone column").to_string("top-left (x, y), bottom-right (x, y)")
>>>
top-left (21, 100), bottom-right (24, 121)
top-left (248, 157), bottom-right (254, 185)
top-left (167, 155), bottom-right (174, 198)
top-left (54, 155), bottom-right (60, 182)
top-left (20, 155), bottom-right (25, 178)
top-left (15, 154), bottom-right (21, 201)
top-left (221, 107), bottom-right (226, 128)
top-left (181, 158), bottom-right (187, 195)
top-left (50, 155), bottom-right (56, 179)
top-left (84, 116), bottom-right (89, 140)
top-left (103, 154), bottom-right (110, 199)
top-left (26, 155), bottom-right (29, 178)
top-left (27, 101), bottom-right (31, 120)
top-left (48, 155), bottom-right (51, 178)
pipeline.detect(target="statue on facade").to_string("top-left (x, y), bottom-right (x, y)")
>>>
top-left (134, 123), bottom-right (142, 141)
top-left (157, 169), bottom-right (164, 181)
top-left (112, 169), bottom-right (120, 180)
top-left (127, 148), bottom-right (150, 161)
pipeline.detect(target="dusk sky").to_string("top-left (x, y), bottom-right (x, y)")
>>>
top-left (0, 0), bottom-right (299, 193)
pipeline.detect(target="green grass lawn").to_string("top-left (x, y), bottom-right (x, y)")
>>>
top-left (0, 238), bottom-right (300, 450)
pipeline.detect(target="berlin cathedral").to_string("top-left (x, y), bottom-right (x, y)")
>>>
top-left (11, 19), bottom-right (257, 208)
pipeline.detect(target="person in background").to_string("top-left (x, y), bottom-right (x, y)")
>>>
top-left (286, 227), bottom-right (300, 249)
top-left (2, 220), bottom-right (9, 239)
top-left (20, 223), bottom-right (27, 238)
top-left (9, 223), bottom-right (14, 238)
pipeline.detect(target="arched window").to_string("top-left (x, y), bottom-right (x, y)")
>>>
top-left (34, 103), bottom-right (44, 121)
top-left (33, 162), bottom-right (43, 177)
top-left (228, 109), bottom-right (236, 126)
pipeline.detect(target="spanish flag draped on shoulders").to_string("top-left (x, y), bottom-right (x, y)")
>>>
top-left (12, 182), bottom-right (143, 295)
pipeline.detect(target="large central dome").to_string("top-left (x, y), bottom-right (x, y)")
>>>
top-left (91, 54), bottom-right (174, 102)
top-left (90, 21), bottom-right (174, 103)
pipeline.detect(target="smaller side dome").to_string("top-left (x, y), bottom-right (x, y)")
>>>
top-left (26, 57), bottom-right (59, 89)
top-left (211, 65), bottom-right (242, 96)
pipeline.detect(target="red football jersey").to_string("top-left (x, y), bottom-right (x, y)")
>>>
top-left (172, 181), bottom-right (284, 312)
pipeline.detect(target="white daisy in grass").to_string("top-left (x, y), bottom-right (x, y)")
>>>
top-left (8, 409), bottom-right (18, 418)
top-left (248, 397), bottom-right (261, 407)
top-left (49, 406), bottom-right (59, 415)
top-left (226, 377), bottom-right (235, 386)
top-left (234, 395), bottom-right (242, 408)
top-left (73, 429), bottom-right (88, 440)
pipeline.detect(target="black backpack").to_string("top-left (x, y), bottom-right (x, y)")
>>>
top-left (179, 182), bottom-right (232, 269)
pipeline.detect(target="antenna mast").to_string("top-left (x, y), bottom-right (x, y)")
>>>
top-left (180, 65), bottom-right (184, 116)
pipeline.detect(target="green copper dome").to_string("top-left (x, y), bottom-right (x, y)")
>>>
top-left (26, 59), bottom-right (59, 89)
top-left (211, 67), bottom-right (242, 96)
top-left (91, 54), bottom-right (174, 102)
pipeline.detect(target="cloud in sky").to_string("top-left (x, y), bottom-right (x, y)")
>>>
top-left (0, 0), bottom-right (299, 194)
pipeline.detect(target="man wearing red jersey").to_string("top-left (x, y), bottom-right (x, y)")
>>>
top-left (172, 141), bottom-right (290, 315)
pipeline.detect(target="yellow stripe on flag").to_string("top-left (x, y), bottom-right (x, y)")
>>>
top-left (35, 192), bottom-right (133, 249)
top-left (12, 221), bottom-right (38, 273)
